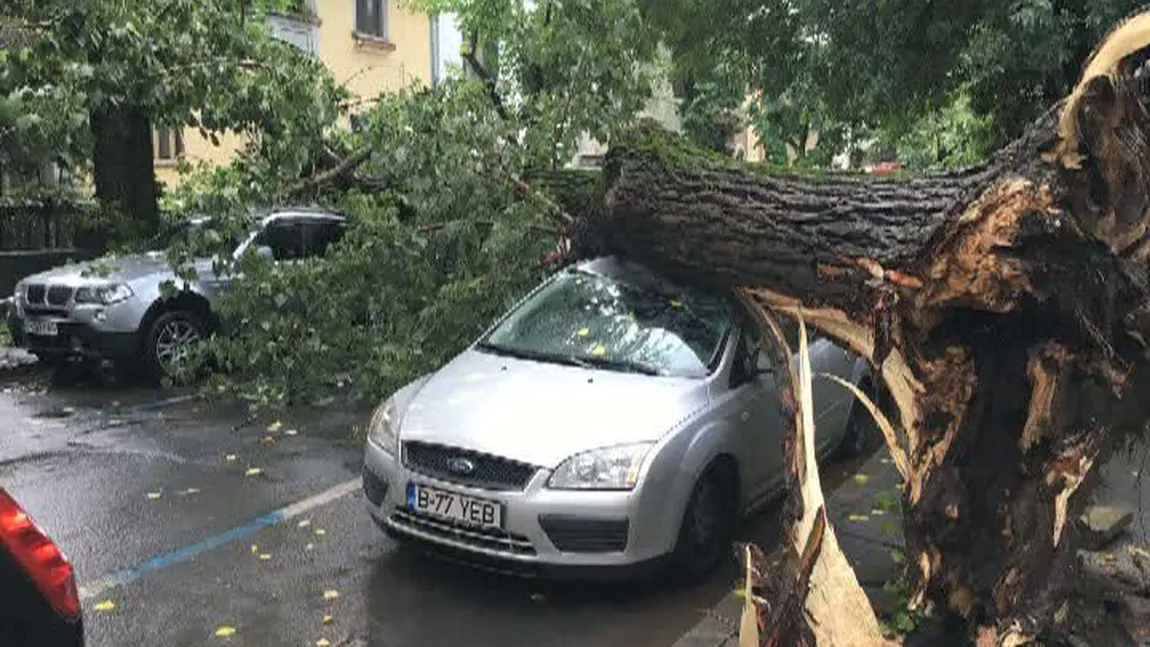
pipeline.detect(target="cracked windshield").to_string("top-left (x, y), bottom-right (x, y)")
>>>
top-left (3, 0), bottom-right (1150, 646)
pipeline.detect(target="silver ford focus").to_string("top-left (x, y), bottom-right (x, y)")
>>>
top-left (362, 256), bottom-right (871, 580)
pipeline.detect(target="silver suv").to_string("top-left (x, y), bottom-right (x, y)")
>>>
top-left (6, 208), bottom-right (345, 376)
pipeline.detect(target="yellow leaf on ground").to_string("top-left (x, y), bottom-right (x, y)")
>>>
top-left (258, 553), bottom-right (271, 561)
top-left (591, 345), bottom-right (607, 357)
top-left (853, 474), bottom-right (869, 485)
top-left (184, 487), bottom-right (201, 495)
top-left (870, 508), bottom-right (886, 516)
top-left (146, 491), bottom-right (162, 500)
top-left (267, 421), bottom-right (283, 432)
top-left (214, 625), bottom-right (237, 637)
top-left (669, 299), bottom-right (683, 308)
top-left (93, 599), bottom-right (116, 612)
top-left (298, 519), bottom-right (312, 528)
top-left (848, 514), bottom-right (870, 522)
top-left (244, 467), bottom-right (263, 477)
top-left (250, 544), bottom-right (259, 553)
top-left (316, 639), bottom-right (331, 647)
top-left (314, 528), bottom-right (326, 536)
top-left (225, 454), bottom-right (237, 462)
top-left (305, 543), bottom-right (315, 551)
top-left (285, 429), bottom-right (299, 436)
top-left (322, 615), bottom-right (333, 625)
top-left (323, 590), bottom-right (339, 601)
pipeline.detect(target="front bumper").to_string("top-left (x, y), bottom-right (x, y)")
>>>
top-left (362, 440), bottom-right (673, 578)
top-left (7, 310), bottom-right (140, 360)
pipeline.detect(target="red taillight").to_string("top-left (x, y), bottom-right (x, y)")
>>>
top-left (0, 489), bottom-right (80, 619)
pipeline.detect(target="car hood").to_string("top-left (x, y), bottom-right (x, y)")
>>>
top-left (398, 349), bottom-right (711, 468)
top-left (21, 252), bottom-right (216, 285)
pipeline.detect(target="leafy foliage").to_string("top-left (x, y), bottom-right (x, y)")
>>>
top-left (170, 83), bottom-right (555, 408)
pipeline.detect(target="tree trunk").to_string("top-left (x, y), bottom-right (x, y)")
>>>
top-left (87, 103), bottom-right (159, 251)
top-left (576, 11), bottom-right (1150, 645)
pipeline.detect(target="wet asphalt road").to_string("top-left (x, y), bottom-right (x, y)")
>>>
top-left (0, 369), bottom-right (870, 647)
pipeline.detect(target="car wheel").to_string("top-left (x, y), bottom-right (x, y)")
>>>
top-left (839, 379), bottom-right (879, 458)
top-left (671, 466), bottom-right (734, 583)
top-left (144, 310), bottom-right (206, 378)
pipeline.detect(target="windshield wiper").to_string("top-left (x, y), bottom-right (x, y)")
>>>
top-left (475, 342), bottom-right (593, 369)
top-left (578, 356), bottom-right (662, 376)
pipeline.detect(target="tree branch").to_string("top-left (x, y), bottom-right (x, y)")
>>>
top-left (463, 31), bottom-right (510, 121)
top-left (285, 146), bottom-right (371, 196)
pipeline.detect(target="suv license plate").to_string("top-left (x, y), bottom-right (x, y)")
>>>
top-left (407, 483), bottom-right (502, 529)
top-left (25, 319), bottom-right (57, 337)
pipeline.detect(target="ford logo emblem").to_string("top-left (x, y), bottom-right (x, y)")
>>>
top-left (446, 457), bottom-right (476, 475)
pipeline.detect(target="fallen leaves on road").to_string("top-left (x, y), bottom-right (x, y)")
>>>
top-left (285, 429), bottom-right (299, 437)
top-left (298, 519), bottom-right (312, 528)
top-left (322, 615), bottom-right (333, 625)
top-left (225, 454), bottom-right (237, 462)
top-left (93, 600), bottom-right (116, 612)
top-left (183, 487), bottom-right (201, 496)
top-left (848, 513), bottom-right (870, 522)
top-left (250, 544), bottom-right (259, 554)
top-left (305, 543), bottom-right (315, 551)
top-left (314, 528), bottom-right (326, 536)
top-left (315, 639), bottom-right (331, 647)
top-left (214, 625), bottom-right (237, 637)
top-left (146, 490), bottom-right (162, 500)
top-left (853, 473), bottom-right (869, 485)
top-left (267, 421), bottom-right (283, 433)
top-left (244, 467), bottom-right (263, 477)
top-left (322, 590), bottom-right (339, 601)
top-left (258, 553), bottom-right (272, 561)
top-left (870, 508), bottom-right (886, 516)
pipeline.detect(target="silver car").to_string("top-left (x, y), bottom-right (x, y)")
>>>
top-left (6, 209), bottom-right (345, 376)
top-left (362, 256), bottom-right (872, 579)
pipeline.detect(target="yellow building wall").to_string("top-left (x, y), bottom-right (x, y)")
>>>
top-left (155, 0), bottom-right (431, 189)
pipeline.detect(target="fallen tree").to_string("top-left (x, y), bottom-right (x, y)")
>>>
top-left (557, 10), bottom-right (1150, 646)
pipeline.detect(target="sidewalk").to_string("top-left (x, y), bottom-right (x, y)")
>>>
top-left (673, 449), bottom-right (905, 647)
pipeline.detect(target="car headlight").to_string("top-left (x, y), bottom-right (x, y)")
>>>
top-left (547, 442), bottom-right (654, 490)
top-left (74, 283), bottom-right (133, 305)
top-left (367, 397), bottom-right (400, 455)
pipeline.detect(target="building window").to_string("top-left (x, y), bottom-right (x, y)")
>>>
top-left (356, 0), bottom-right (386, 38)
top-left (154, 128), bottom-right (185, 162)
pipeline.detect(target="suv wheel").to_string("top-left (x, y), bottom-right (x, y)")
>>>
top-left (671, 466), bottom-right (734, 583)
top-left (144, 310), bottom-right (205, 378)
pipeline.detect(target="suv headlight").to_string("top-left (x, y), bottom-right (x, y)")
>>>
top-left (367, 397), bottom-right (399, 455)
top-left (547, 442), bottom-right (654, 490)
top-left (75, 283), bottom-right (133, 305)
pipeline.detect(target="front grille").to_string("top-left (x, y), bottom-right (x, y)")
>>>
top-left (390, 508), bottom-right (536, 555)
top-left (23, 306), bottom-right (68, 317)
top-left (46, 286), bottom-right (73, 306)
top-left (403, 442), bottom-right (536, 491)
top-left (539, 515), bottom-right (629, 553)
top-left (25, 284), bottom-right (46, 305)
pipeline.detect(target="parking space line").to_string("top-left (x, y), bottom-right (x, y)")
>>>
top-left (78, 478), bottom-right (360, 600)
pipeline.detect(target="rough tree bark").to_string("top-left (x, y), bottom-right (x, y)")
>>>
top-left (87, 103), bottom-right (159, 250)
top-left (567, 11), bottom-right (1150, 646)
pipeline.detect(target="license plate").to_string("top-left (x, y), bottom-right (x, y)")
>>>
top-left (25, 319), bottom-right (57, 337)
top-left (407, 483), bottom-right (502, 529)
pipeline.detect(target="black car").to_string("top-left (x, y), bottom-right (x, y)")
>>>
top-left (0, 488), bottom-right (84, 646)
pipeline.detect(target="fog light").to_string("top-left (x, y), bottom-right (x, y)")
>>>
top-left (93, 309), bottom-right (107, 323)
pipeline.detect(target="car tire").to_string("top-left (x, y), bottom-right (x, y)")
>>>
top-left (670, 466), bottom-right (734, 584)
top-left (143, 310), bottom-right (206, 379)
top-left (839, 379), bottom-right (879, 458)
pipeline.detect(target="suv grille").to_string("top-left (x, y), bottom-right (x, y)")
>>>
top-left (46, 286), bottom-right (73, 306)
top-left (403, 442), bottom-right (536, 491)
top-left (25, 284), bottom-right (46, 305)
top-left (539, 515), bottom-right (629, 553)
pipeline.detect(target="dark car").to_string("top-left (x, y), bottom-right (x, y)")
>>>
top-left (0, 488), bottom-right (83, 647)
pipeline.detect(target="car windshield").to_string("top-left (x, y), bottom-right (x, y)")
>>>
top-left (479, 267), bottom-right (732, 378)
top-left (150, 216), bottom-right (252, 254)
